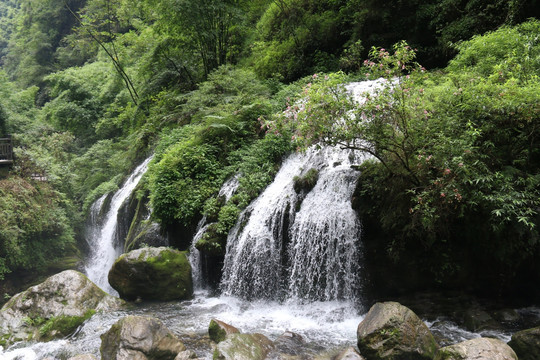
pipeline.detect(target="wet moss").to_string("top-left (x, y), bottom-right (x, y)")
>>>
top-left (110, 248), bottom-right (192, 301)
top-left (293, 168), bottom-right (319, 193)
top-left (195, 224), bottom-right (226, 256)
top-left (209, 319), bottom-right (227, 343)
top-left (38, 309), bottom-right (95, 341)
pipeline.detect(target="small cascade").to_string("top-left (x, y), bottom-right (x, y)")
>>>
top-left (220, 153), bottom-right (304, 299)
top-left (220, 80), bottom-right (385, 302)
top-left (84, 156), bottom-right (153, 294)
top-left (287, 148), bottom-right (363, 301)
top-left (189, 175), bottom-right (240, 289)
top-left (189, 219), bottom-right (210, 289)
top-left (220, 147), bottom-right (363, 301)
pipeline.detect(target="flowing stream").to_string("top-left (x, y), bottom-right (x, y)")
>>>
top-left (0, 81), bottom-right (520, 359)
top-left (84, 156), bottom-right (153, 295)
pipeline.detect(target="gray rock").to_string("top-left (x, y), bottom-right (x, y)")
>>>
top-left (214, 333), bottom-right (275, 360)
top-left (492, 308), bottom-right (520, 323)
top-left (0, 270), bottom-right (124, 346)
top-left (334, 347), bottom-right (365, 360)
top-left (209, 319), bottom-right (240, 343)
top-left (267, 331), bottom-right (306, 359)
top-left (100, 315), bottom-right (185, 360)
top-left (463, 308), bottom-right (497, 331)
top-left (108, 246), bottom-right (192, 301)
top-left (434, 337), bottom-right (517, 360)
top-left (508, 326), bottom-right (540, 360)
top-left (357, 301), bottom-right (439, 360)
top-left (275, 331), bottom-right (305, 354)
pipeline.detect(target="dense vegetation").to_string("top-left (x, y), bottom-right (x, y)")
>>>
top-left (0, 0), bottom-right (538, 299)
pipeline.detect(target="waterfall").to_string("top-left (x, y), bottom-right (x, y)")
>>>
top-left (189, 175), bottom-right (240, 289)
top-left (84, 156), bottom-right (153, 294)
top-left (219, 80), bottom-right (385, 302)
top-left (287, 148), bottom-right (362, 301)
top-left (220, 147), bottom-right (364, 301)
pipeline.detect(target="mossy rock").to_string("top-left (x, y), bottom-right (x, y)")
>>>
top-left (209, 319), bottom-right (240, 343)
top-left (293, 168), bottom-right (319, 193)
top-left (0, 270), bottom-right (124, 346)
top-left (108, 247), bottom-right (193, 301)
top-left (357, 301), bottom-right (439, 360)
top-left (434, 337), bottom-right (517, 360)
top-left (195, 223), bottom-right (227, 256)
top-left (214, 333), bottom-right (274, 360)
top-left (38, 310), bottom-right (95, 341)
top-left (508, 326), bottom-right (540, 360)
top-left (100, 315), bottom-right (185, 360)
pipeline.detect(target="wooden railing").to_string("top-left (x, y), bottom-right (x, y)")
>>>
top-left (0, 136), bottom-right (13, 165)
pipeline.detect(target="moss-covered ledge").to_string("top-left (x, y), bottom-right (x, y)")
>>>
top-left (108, 246), bottom-right (193, 301)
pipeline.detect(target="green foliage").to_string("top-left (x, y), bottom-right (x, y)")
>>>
top-left (250, 0), bottom-right (347, 81)
top-left (293, 168), bottom-right (319, 193)
top-left (0, 177), bottom-right (75, 279)
top-left (149, 128), bottom-right (220, 227)
top-left (143, 0), bottom-right (251, 77)
top-left (3, 0), bottom-right (85, 87)
top-left (448, 20), bottom-right (540, 81)
top-left (271, 24), bottom-right (540, 281)
top-left (42, 62), bottom-right (113, 141)
top-left (38, 309), bottom-right (95, 341)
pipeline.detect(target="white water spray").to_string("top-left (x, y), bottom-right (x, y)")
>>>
top-left (219, 80), bottom-right (388, 302)
top-left (84, 156), bottom-right (153, 294)
top-left (220, 146), bottom-right (364, 301)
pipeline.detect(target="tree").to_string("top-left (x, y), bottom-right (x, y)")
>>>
top-left (2, 0), bottom-right (85, 87)
top-left (143, 0), bottom-right (249, 77)
top-left (269, 22), bottom-right (540, 283)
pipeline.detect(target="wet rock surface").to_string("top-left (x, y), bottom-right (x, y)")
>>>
top-left (67, 355), bottom-right (99, 360)
top-left (208, 318), bottom-right (240, 343)
top-left (334, 347), bottom-right (365, 360)
top-left (108, 246), bottom-right (192, 301)
top-left (100, 315), bottom-right (186, 360)
top-left (434, 337), bottom-right (517, 360)
top-left (0, 270), bottom-right (124, 346)
top-left (214, 333), bottom-right (275, 360)
top-left (508, 325), bottom-right (540, 360)
top-left (357, 301), bottom-right (439, 360)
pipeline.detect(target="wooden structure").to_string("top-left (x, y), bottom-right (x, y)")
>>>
top-left (0, 136), bottom-right (13, 166)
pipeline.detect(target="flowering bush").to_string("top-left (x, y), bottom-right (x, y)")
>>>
top-left (268, 27), bottom-right (540, 280)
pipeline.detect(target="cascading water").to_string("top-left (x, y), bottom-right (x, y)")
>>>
top-left (220, 80), bottom-right (386, 302)
top-left (189, 175), bottom-right (240, 289)
top-left (220, 153), bottom-right (303, 299)
top-left (220, 146), bottom-right (364, 302)
top-left (0, 80), bottom-right (520, 359)
top-left (84, 156), bottom-right (153, 294)
top-left (287, 148), bottom-right (363, 301)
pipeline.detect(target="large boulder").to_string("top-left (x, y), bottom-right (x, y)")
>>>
top-left (462, 308), bottom-right (498, 332)
top-left (100, 315), bottom-right (185, 360)
top-left (0, 270), bottom-right (124, 346)
top-left (108, 247), bottom-right (192, 301)
top-left (209, 319), bottom-right (240, 343)
top-left (357, 301), bottom-right (439, 360)
top-left (214, 333), bottom-right (275, 360)
top-left (434, 337), bottom-right (517, 360)
top-left (508, 326), bottom-right (540, 360)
